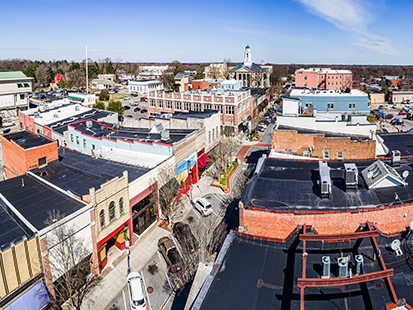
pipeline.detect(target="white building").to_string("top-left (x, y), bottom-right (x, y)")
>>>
top-left (0, 71), bottom-right (33, 118)
top-left (128, 79), bottom-right (163, 94)
top-left (137, 66), bottom-right (169, 79)
top-left (97, 74), bottom-right (116, 81)
top-left (91, 78), bottom-right (117, 90)
top-left (68, 92), bottom-right (96, 107)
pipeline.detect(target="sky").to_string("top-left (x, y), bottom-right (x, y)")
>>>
top-left (1, 0), bottom-right (413, 65)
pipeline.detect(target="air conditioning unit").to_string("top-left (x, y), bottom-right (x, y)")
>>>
top-left (344, 163), bottom-right (358, 190)
top-left (86, 120), bottom-right (93, 128)
top-left (319, 161), bottom-right (332, 199)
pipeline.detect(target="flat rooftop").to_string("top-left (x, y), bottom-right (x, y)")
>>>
top-left (197, 232), bottom-right (413, 310)
top-left (70, 120), bottom-right (195, 145)
top-left (0, 173), bottom-right (87, 231)
top-left (3, 130), bottom-right (54, 149)
top-left (32, 148), bottom-right (151, 197)
top-left (378, 132), bottom-right (413, 156)
top-left (291, 88), bottom-right (367, 97)
top-left (277, 125), bottom-right (372, 141)
top-left (242, 158), bottom-right (413, 211)
top-left (161, 109), bottom-right (219, 120)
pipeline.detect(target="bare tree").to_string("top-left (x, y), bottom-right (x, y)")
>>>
top-left (35, 65), bottom-right (48, 85)
top-left (208, 132), bottom-right (238, 179)
top-left (222, 59), bottom-right (232, 80)
top-left (251, 72), bottom-right (262, 88)
top-left (43, 210), bottom-right (99, 310)
top-left (156, 166), bottom-right (180, 227)
top-left (68, 68), bottom-right (86, 88)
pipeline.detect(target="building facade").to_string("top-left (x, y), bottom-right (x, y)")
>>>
top-left (148, 89), bottom-right (253, 135)
top-left (295, 68), bottom-right (353, 90)
top-left (0, 71), bottom-right (32, 118)
top-left (128, 79), bottom-right (163, 94)
top-left (389, 89), bottom-right (413, 104)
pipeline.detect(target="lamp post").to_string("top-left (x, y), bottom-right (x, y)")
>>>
top-left (124, 223), bottom-right (131, 274)
top-left (187, 160), bottom-right (193, 202)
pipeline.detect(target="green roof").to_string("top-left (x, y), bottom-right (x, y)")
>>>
top-left (0, 70), bottom-right (29, 79)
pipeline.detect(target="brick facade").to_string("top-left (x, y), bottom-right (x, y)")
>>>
top-left (0, 133), bottom-right (58, 179)
top-left (239, 203), bottom-right (413, 241)
top-left (272, 129), bottom-right (376, 160)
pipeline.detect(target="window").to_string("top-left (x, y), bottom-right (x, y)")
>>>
top-left (20, 94), bottom-right (25, 100)
top-left (208, 131), bottom-right (211, 144)
top-left (165, 100), bottom-right (172, 109)
top-left (150, 99), bottom-right (156, 107)
top-left (157, 100), bottom-right (163, 108)
top-left (225, 106), bottom-right (234, 115)
top-left (327, 103), bottom-right (330, 109)
top-left (304, 75), bottom-right (307, 80)
top-left (216, 104), bottom-right (223, 113)
top-left (184, 102), bottom-right (191, 111)
top-left (337, 151), bottom-right (343, 159)
top-left (238, 103), bottom-right (241, 114)
top-left (119, 197), bottom-right (124, 214)
top-left (330, 103), bottom-right (334, 109)
top-left (83, 139), bottom-right (86, 148)
top-left (76, 136), bottom-right (79, 144)
top-left (109, 201), bottom-right (116, 222)
top-left (349, 103), bottom-right (352, 109)
top-left (352, 103), bottom-right (355, 108)
top-left (100, 210), bottom-right (105, 228)
top-left (194, 103), bottom-right (202, 111)
top-left (304, 82), bottom-right (307, 87)
top-left (204, 104), bottom-right (211, 110)
top-left (71, 134), bottom-right (74, 142)
top-left (38, 157), bottom-right (46, 166)
top-left (216, 126), bottom-right (219, 138)
top-left (323, 151), bottom-right (330, 159)
top-left (175, 101), bottom-right (181, 110)
top-left (303, 150), bottom-right (310, 157)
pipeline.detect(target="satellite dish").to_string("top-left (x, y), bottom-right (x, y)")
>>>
top-left (367, 171), bottom-right (373, 179)
top-left (391, 239), bottom-right (401, 251)
top-left (403, 170), bottom-right (409, 179)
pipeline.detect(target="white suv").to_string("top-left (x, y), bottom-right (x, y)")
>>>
top-left (193, 197), bottom-right (213, 217)
top-left (127, 272), bottom-right (146, 309)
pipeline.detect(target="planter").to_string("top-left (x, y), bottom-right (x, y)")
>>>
top-left (210, 162), bottom-right (239, 194)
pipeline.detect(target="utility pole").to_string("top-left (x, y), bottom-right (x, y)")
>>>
top-left (124, 223), bottom-right (131, 274)
top-left (86, 46), bottom-right (88, 95)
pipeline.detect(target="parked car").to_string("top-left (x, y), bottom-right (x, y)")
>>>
top-left (124, 105), bottom-right (131, 110)
top-left (2, 120), bottom-right (15, 127)
top-left (173, 222), bottom-right (198, 254)
top-left (192, 197), bottom-right (213, 217)
top-left (140, 97), bottom-right (147, 102)
top-left (141, 108), bottom-right (148, 113)
top-left (125, 115), bottom-right (133, 118)
top-left (399, 111), bottom-right (407, 115)
top-left (158, 237), bottom-right (184, 272)
top-left (127, 272), bottom-right (146, 309)
top-left (392, 119), bottom-right (404, 125)
top-left (134, 107), bottom-right (141, 112)
top-left (257, 125), bottom-right (266, 132)
top-left (385, 114), bottom-right (394, 119)
top-left (124, 96), bottom-right (131, 100)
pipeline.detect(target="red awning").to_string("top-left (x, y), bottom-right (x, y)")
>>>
top-left (197, 153), bottom-right (210, 168)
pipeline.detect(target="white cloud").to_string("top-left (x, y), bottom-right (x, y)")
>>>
top-left (297, 0), bottom-right (397, 55)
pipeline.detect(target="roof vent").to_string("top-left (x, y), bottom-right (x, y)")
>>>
top-left (86, 120), bottom-right (93, 128)
top-left (344, 163), bottom-right (358, 191)
top-left (75, 105), bottom-right (80, 111)
top-left (322, 256), bottom-right (330, 278)
top-left (319, 161), bottom-right (332, 199)
top-left (161, 129), bottom-right (170, 142)
top-left (391, 150), bottom-right (401, 167)
top-left (338, 257), bottom-right (348, 278)
top-left (53, 114), bottom-right (59, 118)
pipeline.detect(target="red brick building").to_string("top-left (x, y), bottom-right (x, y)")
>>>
top-left (272, 128), bottom-right (376, 160)
top-left (0, 130), bottom-right (58, 178)
top-left (192, 79), bottom-right (209, 90)
top-left (295, 68), bottom-right (353, 90)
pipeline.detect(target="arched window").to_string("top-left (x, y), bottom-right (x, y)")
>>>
top-left (119, 197), bottom-right (124, 215)
top-left (100, 210), bottom-right (105, 228)
top-left (109, 201), bottom-right (116, 222)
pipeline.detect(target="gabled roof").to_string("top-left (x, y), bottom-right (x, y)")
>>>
top-left (174, 72), bottom-right (185, 80)
top-left (361, 160), bottom-right (406, 189)
top-left (0, 70), bottom-right (31, 80)
top-left (229, 63), bottom-right (264, 73)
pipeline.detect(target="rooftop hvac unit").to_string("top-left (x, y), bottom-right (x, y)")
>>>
top-left (322, 256), bottom-right (330, 278)
top-left (75, 105), bottom-right (80, 111)
top-left (341, 114), bottom-right (346, 121)
top-left (161, 129), bottom-right (170, 142)
top-left (338, 257), bottom-right (348, 278)
top-left (53, 114), bottom-right (59, 118)
top-left (86, 120), bottom-right (93, 128)
top-left (344, 163), bottom-right (358, 190)
top-left (355, 255), bottom-right (363, 275)
top-left (348, 114), bottom-right (352, 123)
top-left (391, 150), bottom-right (401, 167)
top-left (319, 161), bottom-right (332, 199)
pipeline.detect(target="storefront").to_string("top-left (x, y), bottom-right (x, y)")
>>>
top-left (131, 191), bottom-right (157, 235)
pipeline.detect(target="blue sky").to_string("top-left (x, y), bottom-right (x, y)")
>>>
top-left (1, 0), bottom-right (412, 64)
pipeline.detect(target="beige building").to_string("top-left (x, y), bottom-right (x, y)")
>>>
top-left (389, 89), bottom-right (413, 104)
top-left (0, 71), bottom-right (32, 118)
top-left (205, 46), bottom-right (272, 88)
top-left (370, 91), bottom-right (385, 104)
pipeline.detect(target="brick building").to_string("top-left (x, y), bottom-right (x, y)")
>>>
top-left (0, 130), bottom-right (58, 179)
top-left (148, 89), bottom-right (253, 135)
top-left (271, 128), bottom-right (376, 159)
top-left (295, 68), bottom-right (352, 90)
top-left (192, 79), bottom-right (209, 91)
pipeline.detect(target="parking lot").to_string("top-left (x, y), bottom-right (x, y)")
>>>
top-left (103, 193), bottom-right (227, 310)
top-left (122, 97), bottom-right (148, 120)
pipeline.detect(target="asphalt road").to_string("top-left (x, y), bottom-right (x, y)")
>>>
top-left (103, 193), bottom-right (227, 310)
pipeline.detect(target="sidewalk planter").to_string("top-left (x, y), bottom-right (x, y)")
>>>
top-left (211, 162), bottom-right (239, 194)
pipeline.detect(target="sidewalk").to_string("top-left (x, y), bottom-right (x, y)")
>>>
top-left (81, 169), bottom-right (230, 309)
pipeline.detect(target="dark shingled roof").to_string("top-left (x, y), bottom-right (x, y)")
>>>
top-left (3, 130), bottom-right (54, 149)
top-left (197, 232), bottom-right (413, 310)
top-left (242, 158), bottom-right (413, 211)
top-left (378, 132), bottom-right (413, 156)
top-left (0, 173), bottom-right (87, 231)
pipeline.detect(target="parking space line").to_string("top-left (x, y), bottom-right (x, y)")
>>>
top-left (164, 270), bottom-right (172, 291)
top-left (122, 287), bottom-right (127, 310)
top-left (141, 272), bottom-right (152, 310)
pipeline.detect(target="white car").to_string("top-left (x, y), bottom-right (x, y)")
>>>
top-left (3, 120), bottom-right (15, 127)
top-left (127, 272), bottom-right (146, 309)
top-left (193, 197), bottom-right (213, 216)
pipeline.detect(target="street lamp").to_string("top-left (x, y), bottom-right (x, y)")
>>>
top-left (124, 223), bottom-right (131, 274)
top-left (187, 160), bottom-right (193, 202)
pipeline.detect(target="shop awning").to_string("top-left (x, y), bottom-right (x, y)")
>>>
top-left (4, 280), bottom-right (50, 310)
top-left (198, 153), bottom-right (210, 168)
